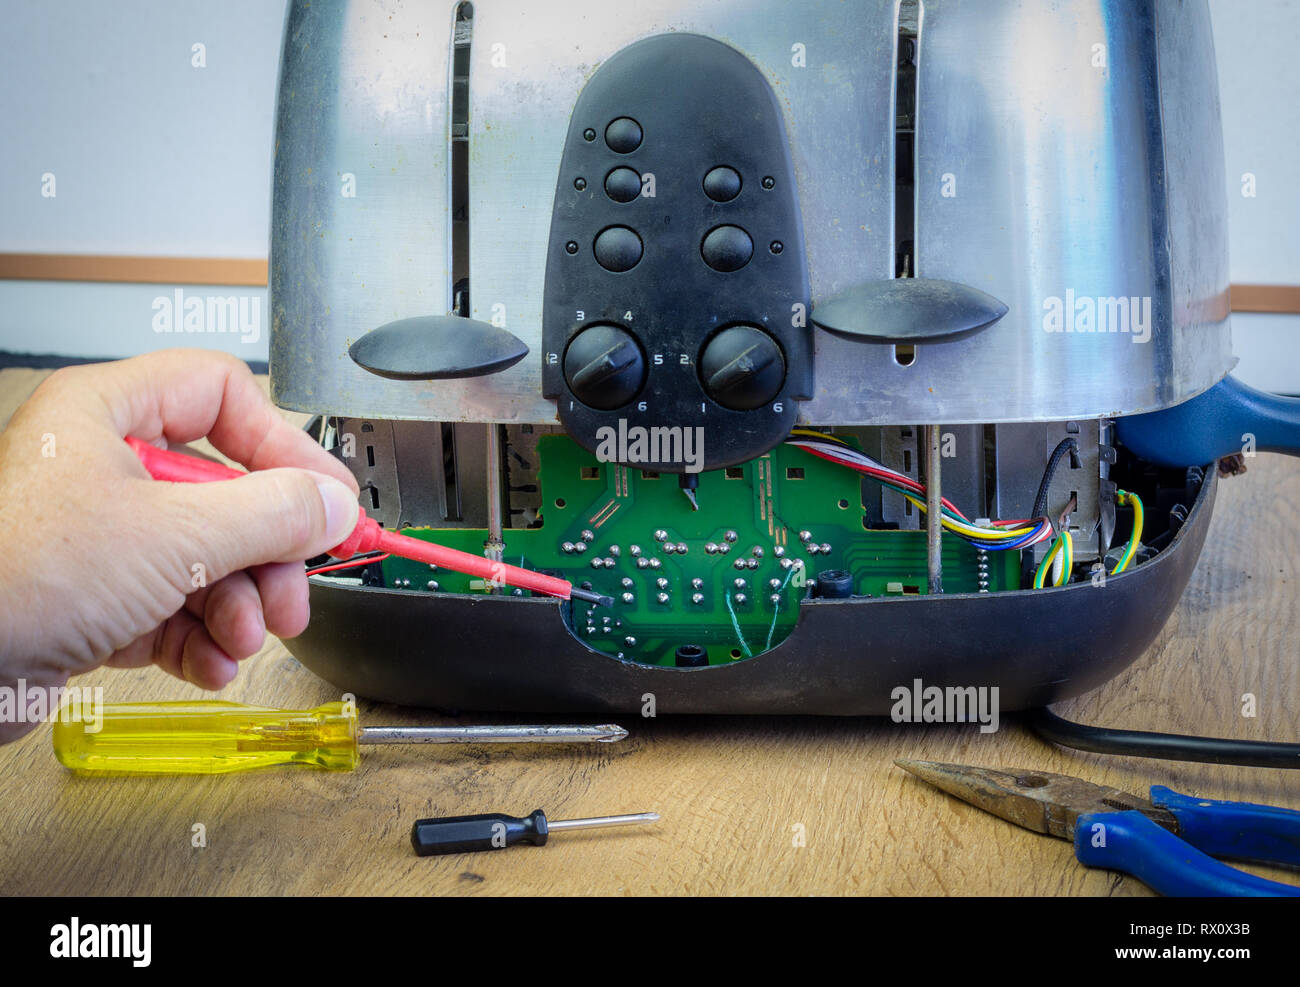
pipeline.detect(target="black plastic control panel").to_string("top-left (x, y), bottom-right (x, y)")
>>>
top-left (541, 33), bottom-right (811, 472)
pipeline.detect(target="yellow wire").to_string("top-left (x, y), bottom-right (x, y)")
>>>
top-left (790, 428), bottom-right (847, 444)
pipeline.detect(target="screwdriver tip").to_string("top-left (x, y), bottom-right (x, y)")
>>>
top-left (598, 724), bottom-right (630, 743)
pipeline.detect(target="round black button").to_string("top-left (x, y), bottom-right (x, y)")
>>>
top-left (699, 325), bottom-right (785, 410)
top-left (604, 167), bottom-right (642, 203)
top-left (701, 225), bottom-right (753, 272)
top-left (593, 226), bottom-right (643, 272)
top-left (605, 117), bottom-right (642, 153)
top-left (703, 166), bottom-right (742, 202)
top-left (564, 324), bottom-right (646, 410)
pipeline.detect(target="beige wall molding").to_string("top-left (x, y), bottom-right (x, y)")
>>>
top-left (0, 253), bottom-right (267, 287)
top-left (2, 254), bottom-right (1299, 313)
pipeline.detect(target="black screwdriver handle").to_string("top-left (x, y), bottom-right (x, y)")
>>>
top-left (411, 810), bottom-right (550, 856)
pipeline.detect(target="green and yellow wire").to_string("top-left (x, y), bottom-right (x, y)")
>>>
top-left (1111, 489), bottom-right (1144, 574)
top-left (1033, 528), bottom-right (1074, 588)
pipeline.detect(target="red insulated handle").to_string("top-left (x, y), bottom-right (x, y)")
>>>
top-left (126, 436), bottom-right (245, 482)
top-left (123, 437), bottom-right (577, 600)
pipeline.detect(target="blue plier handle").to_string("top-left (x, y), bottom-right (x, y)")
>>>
top-left (1077, 786), bottom-right (1300, 897)
top-left (898, 761), bottom-right (1300, 897)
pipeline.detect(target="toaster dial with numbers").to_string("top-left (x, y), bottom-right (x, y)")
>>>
top-left (541, 32), bottom-right (812, 472)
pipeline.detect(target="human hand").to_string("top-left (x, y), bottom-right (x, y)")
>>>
top-left (0, 349), bottom-right (360, 741)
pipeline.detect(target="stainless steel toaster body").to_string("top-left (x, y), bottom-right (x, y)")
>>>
top-left (271, 0), bottom-right (1232, 426)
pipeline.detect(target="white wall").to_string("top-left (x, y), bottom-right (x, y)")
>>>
top-left (0, 0), bottom-right (285, 362)
top-left (0, 0), bottom-right (1295, 391)
top-left (1211, 0), bottom-right (1300, 393)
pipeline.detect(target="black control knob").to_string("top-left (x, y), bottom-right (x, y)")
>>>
top-left (699, 325), bottom-right (785, 411)
top-left (564, 324), bottom-right (646, 410)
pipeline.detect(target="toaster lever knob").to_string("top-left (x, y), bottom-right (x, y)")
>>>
top-left (348, 315), bottom-right (529, 381)
top-left (563, 323), bottom-right (646, 410)
top-left (811, 277), bottom-right (1007, 344)
top-left (699, 325), bottom-right (786, 411)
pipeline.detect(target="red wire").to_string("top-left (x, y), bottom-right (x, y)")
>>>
top-left (306, 553), bottom-right (390, 575)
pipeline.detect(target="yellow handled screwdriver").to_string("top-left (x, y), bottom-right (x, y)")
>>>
top-left (52, 701), bottom-right (629, 775)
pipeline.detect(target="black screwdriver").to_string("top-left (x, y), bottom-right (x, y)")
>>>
top-left (411, 808), bottom-right (659, 856)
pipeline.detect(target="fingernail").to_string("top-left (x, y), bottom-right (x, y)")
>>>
top-left (317, 478), bottom-right (360, 546)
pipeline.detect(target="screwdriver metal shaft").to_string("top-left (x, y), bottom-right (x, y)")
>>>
top-left (360, 724), bottom-right (627, 744)
top-left (546, 812), bottom-right (661, 832)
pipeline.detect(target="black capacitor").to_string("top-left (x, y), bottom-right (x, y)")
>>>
top-left (815, 569), bottom-right (854, 598)
top-left (674, 644), bottom-right (709, 667)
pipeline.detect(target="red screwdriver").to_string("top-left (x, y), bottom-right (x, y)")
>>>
top-left (125, 437), bottom-right (612, 606)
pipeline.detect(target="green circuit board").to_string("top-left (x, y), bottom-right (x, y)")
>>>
top-left (376, 435), bottom-right (1019, 666)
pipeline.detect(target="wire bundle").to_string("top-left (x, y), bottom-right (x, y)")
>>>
top-left (785, 430), bottom-right (1054, 552)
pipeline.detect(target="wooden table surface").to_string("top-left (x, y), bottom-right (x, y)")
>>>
top-left (1, 365), bottom-right (1296, 896)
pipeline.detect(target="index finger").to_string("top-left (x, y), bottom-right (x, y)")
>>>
top-left (59, 348), bottom-right (359, 493)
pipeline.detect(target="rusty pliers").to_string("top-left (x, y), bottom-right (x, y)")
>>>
top-left (897, 760), bottom-right (1300, 896)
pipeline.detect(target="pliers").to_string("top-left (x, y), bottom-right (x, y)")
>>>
top-left (896, 759), bottom-right (1300, 896)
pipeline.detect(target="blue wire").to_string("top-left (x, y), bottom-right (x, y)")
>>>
top-left (967, 524), bottom-right (1049, 552)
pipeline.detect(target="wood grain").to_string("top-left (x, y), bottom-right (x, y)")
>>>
top-left (0, 366), bottom-right (1296, 896)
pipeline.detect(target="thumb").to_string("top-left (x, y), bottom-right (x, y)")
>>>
top-left (154, 468), bottom-right (360, 580)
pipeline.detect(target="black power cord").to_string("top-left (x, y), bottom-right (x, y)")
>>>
top-left (1030, 436), bottom-right (1079, 521)
top-left (1026, 706), bottom-right (1300, 769)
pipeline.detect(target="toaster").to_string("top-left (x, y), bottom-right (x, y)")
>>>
top-left (265, 0), bottom-right (1291, 715)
